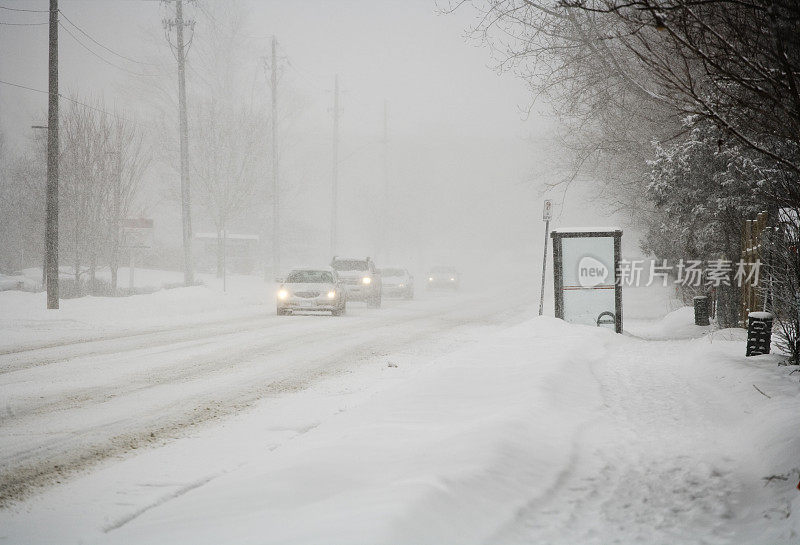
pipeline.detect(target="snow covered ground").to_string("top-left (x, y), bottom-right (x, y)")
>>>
top-left (0, 277), bottom-right (798, 544)
top-left (0, 271), bottom-right (269, 351)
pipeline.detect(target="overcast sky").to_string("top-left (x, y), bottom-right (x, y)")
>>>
top-left (0, 0), bottom-right (553, 148)
top-left (0, 0), bottom-right (632, 271)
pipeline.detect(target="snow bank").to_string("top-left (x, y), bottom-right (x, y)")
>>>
top-left (625, 305), bottom-right (711, 340)
top-left (0, 275), bottom-right (273, 351)
top-left (0, 273), bottom-right (38, 292)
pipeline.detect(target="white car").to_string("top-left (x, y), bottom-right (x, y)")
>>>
top-left (380, 267), bottom-right (414, 300)
top-left (276, 268), bottom-right (347, 316)
top-left (426, 266), bottom-right (460, 290)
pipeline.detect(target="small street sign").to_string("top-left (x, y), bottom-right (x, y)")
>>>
top-left (121, 218), bottom-right (154, 249)
top-left (543, 199), bottom-right (553, 221)
top-left (120, 218), bottom-right (154, 291)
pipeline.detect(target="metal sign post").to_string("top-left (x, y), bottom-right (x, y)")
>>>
top-left (121, 218), bottom-right (154, 294)
top-left (538, 200), bottom-right (552, 315)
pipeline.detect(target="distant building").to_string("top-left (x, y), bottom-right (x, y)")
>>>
top-left (194, 232), bottom-right (260, 274)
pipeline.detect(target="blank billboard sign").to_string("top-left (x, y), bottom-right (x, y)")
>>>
top-left (551, 228), bottom-right (623, 333)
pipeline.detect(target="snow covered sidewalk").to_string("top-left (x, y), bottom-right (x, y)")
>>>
top-left (493, 325), bottom-right (800, 544)
top-left (3, 309), bottom-right (798, 544)
top-left (0, 276), bottom-right (271, 352)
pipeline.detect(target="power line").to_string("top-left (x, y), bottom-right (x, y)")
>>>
top-left (58, 9), bottom-right (157, 66)
top-left (0, 78), bottom-right (48, 95)
top-left (284, 56), bottom-right (329, 93)
top-left (58, 21), bottom-right (161, 77)
top-left (0, 20), bottom-right (47, 25)
top-left (0, 5), bottom-right (48, 12)
top-left (193, 2), bottom-right (218, 28)
top-left (0, 78), bottom-right (138, 124)
top-left (0, 79), bottom-right (259, 154)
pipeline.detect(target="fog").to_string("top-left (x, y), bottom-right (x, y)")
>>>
top-left (0, 0), bottom-right (625, 284)
top-left (4, 2), bottom-right (799, 541)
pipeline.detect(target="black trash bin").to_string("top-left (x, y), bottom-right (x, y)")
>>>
top-left (746, 311), bottom-right (773, 357)
top-left (694, 296), bottom-right (710, 326)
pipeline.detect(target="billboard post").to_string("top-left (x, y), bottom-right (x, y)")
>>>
top-left (538, 200), bottom-right (553, 316)
top-left (551, 228), bottom-right (623, 333)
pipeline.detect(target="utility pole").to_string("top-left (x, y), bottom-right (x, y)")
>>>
top-left (330, 74), bottom-right (339, 257)
top-left (381, 99), bottom-right (388, 260)
top-left (45, 0), bottom-right (59, 309)
top-left (175, 0), bottom-right (194, 286)
top-left (271, 36), bottom-right (280, 278)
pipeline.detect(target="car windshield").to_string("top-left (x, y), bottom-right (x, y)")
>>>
top-left (332, 260), bottom-right (367, 271)
top-left (430, 267), bottom-right (456, 274)
top-left (286, 270), bottom-right (333, 283)
top-left (381, 268), bottom-right (405, 277)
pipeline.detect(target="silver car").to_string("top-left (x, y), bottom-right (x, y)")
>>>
top-left (277, 268), bottom-right (347, 316)
top-left (330, 257), bottom-right (382, 308)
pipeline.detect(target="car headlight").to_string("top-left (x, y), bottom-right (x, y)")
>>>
top-left (362, 277), bottom-right (371, 285)
top-left (327, 290), bottom-right (336, 299)
top-left (278, 289), bottom-right (289, 300)
top-left (428, 277), bottom-right (433, 282)
top-left (398, 284), bottom-right (404, 288)
top-left (450, 277), bottom-right (455, 281)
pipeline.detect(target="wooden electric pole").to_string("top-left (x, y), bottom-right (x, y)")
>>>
top-left (175, 0), bottom-right (194, 286)
top-left (330, 74), bottom-right (340, 257)
top-left (45, 0), bottom-right (59, 309)
top-left (381, 99), bottom-right (388, 259)
top-left (271, 36), bottom-right (280, 277)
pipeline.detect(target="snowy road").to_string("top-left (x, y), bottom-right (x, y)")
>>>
top-left (0, 285), bottom-right (533, 506)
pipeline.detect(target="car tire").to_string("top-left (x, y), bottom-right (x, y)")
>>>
top-left (277, 307), bottom-right (289, 316)
top-left (367, 293), bottom-right (381, 308)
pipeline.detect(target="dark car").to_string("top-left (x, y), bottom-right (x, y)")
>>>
top-left (331, 257), bottom-right (383, 308)
top-left (426, 266), bottom-right (460, 290)
top-left (380, 268), bottom-right (414, 300)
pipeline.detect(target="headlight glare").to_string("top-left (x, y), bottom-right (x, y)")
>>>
top-left (362, 277), bottom-right (371, 285)
top-left (327, 290), bottom-right (336, 299)
top-left (278, 289), bottom-right (289, 300)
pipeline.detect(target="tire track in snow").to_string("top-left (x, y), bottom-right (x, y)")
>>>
top-left (1, 295), bottom-right (498, 423)
top-left (0, 314), bottom-right (272, 374)
top-left (0, 290), bottom-right (533, 507)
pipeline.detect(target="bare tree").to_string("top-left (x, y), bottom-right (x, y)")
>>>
top-left (557, 0), bottom-right (800, 182)
top-left (190, 98), bottom-right (266, 277)
top-left (58, 98), bottom-right (107, 292)
top-left (185, 2), bottom-right (270, 278)
top-left (0, 133), bottom-right (46, 275)
top-left (457, 0), bottom-right (683, 219)
top-left (106, 115), bottom-right (152, 290)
